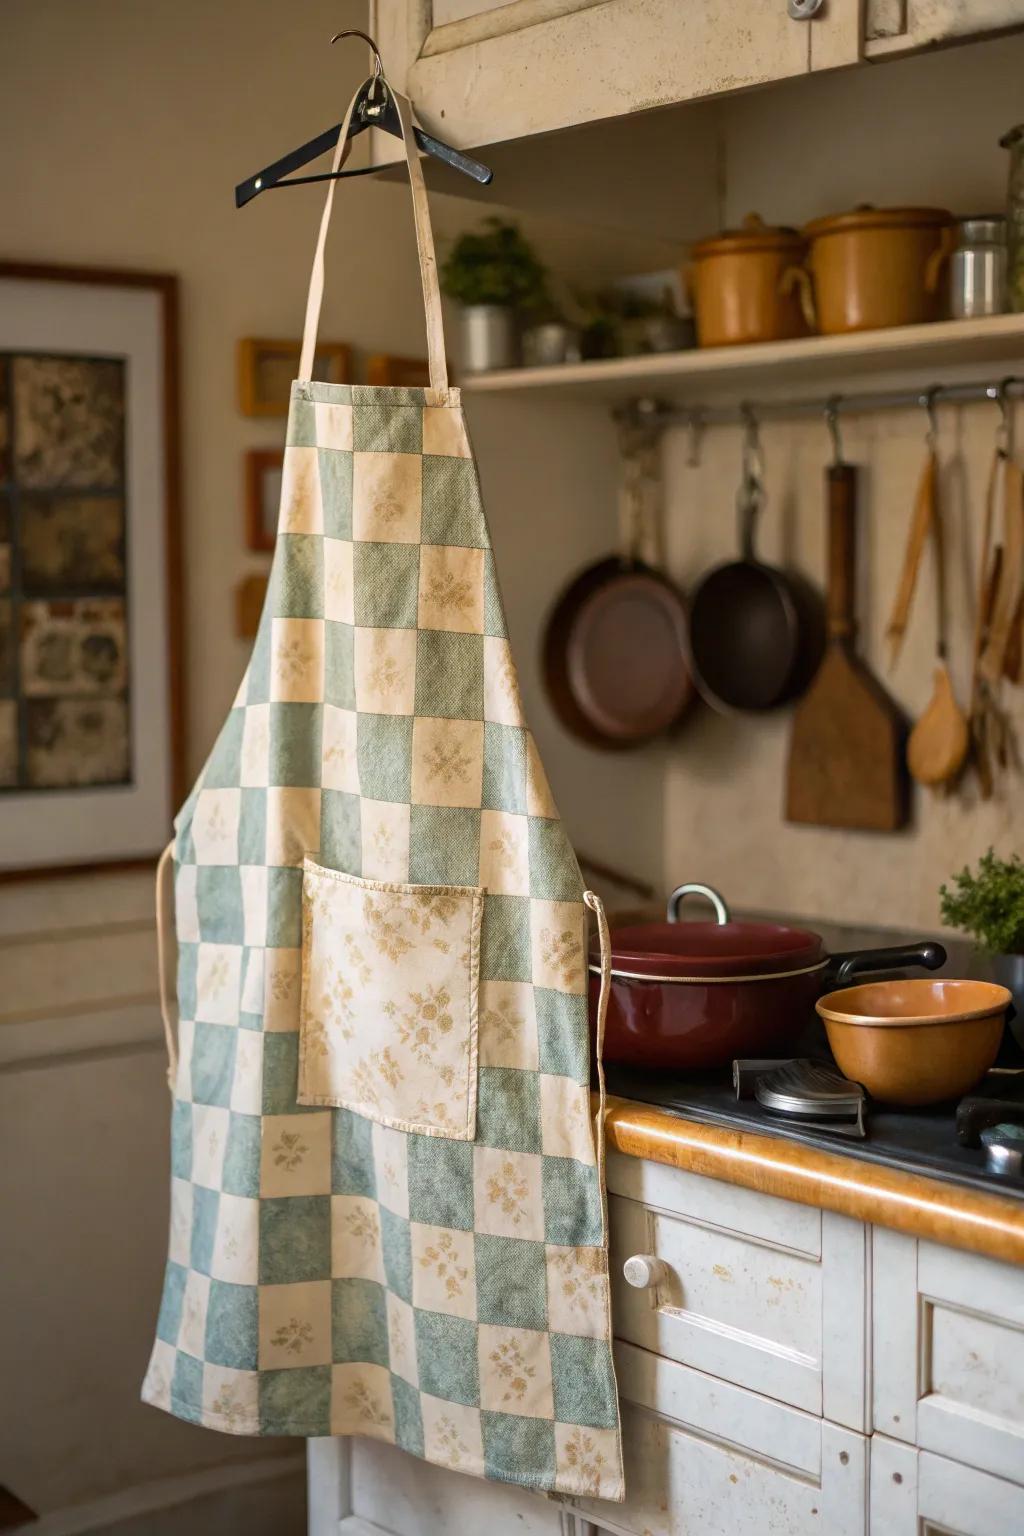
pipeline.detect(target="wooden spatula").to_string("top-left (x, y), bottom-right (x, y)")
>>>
top-left (906, 449), bottom-right (969, 787)
top-left (786, 464), bottom-right (908, 831)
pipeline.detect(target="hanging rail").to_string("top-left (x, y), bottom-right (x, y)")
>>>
top-left (620, 375), bottom-right (1024, 431)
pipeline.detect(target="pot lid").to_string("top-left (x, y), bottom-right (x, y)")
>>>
top-left (598, 918), bottom-right (824, 979)
top-left (803, 204), bottom-right (954, 238)
top-left (693, 212), bottom-right (803, 259)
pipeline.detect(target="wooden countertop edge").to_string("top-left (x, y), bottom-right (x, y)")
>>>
top-left (602, 1096), bottom-right (1024, 1267)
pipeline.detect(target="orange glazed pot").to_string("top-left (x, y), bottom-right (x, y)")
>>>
top-left (789, 205), bottom-right (956, 334)
top-left (688, 214), bottom-right (808, 348)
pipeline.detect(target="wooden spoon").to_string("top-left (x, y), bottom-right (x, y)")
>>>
top-left (906, 456), bottom-right (969, 787)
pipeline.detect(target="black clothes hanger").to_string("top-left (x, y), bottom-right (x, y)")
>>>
top-left (235, 28), bottom-right (493, 209)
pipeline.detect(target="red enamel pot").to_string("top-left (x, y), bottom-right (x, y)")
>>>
top-left (589, 883), bottom-right (945, 1070)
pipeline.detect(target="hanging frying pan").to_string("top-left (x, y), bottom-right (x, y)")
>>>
top-left (687, 407), bottom-right (825, 712)
top-left (543, 421), bottom-right (695, 749)
top-left (543, 556), bottom-right (694, 747)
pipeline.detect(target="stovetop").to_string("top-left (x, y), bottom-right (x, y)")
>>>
top-left (605, 1063), bottom-right (1024, 1201)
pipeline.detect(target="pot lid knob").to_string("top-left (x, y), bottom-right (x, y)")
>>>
top-left (666, 883), bottom-right (731, 925)
top-left (623, 1254), bottom-right (671, 1290)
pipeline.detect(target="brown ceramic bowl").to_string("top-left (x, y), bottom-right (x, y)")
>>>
top-left (816, 979), bottom-right (1011, 1106)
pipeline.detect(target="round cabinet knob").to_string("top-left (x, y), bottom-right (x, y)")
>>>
top-left (623, 1254), bottom-right (669, 1289)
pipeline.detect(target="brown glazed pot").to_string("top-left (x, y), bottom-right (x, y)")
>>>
top-left (788, 205), bottom-right (956, 334)
top-left (688, 214), bottom-right (808, 348)
top-left (816, 978), bottom-right (1010, 1106)
top-left (591, 884), bottom-right (946, 1070)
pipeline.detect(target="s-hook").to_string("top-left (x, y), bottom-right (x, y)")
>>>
top-left (825, 394), bottom-right (844, 466)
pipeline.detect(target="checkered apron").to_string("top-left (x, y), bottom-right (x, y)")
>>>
top-left (143, 77), bottom-right (623, 1502)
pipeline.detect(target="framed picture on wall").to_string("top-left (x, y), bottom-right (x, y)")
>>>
top-left (245, 448), bottom-right (284, 553)
top-left (0, 261), bottom-right (183, 876)
top-left (238, 336), bottom-right (350, 416)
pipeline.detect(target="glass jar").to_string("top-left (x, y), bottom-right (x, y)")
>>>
top-left (949, 216), bottom-right (1008, 318)
top-left (1000, 122), bottom-right (1024, 312)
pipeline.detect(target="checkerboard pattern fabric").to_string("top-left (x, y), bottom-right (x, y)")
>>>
top-left (142, 381), bottom-right (624, 1502)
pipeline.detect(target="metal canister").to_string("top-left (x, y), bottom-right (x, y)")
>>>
top-left (949, 216), bottom-right (1008, 319)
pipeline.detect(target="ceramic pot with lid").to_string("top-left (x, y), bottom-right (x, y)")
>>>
top-left (785, 205), bottom-right (956, 335)
top-left (687, 214), bottom-right (808, 348)
top-left (592, 882), bottom-right (946, 1070)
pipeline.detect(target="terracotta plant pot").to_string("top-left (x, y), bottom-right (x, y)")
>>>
top-left (687, 214), bottom-right (808, 348)
top-left (816, 978), bottom-right (1010, 1106)
top-left (784, 205), bottom-right (956, 335)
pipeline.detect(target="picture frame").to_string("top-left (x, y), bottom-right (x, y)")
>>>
top-left (0, 261), bottom-right (183, 877)
top-left (245, 448), bottom-right (284, 553)
top-left (238, 336), bottom-right (351, 416)
top-left (366, 353), bottom-right (432, 388)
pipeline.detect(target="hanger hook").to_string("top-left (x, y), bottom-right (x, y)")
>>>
top-left (825, 395), bottom-right (844, 466)
top-left (739, 401), bottom-right (764, 495)
top-left (920, 385), bottom-right (941, 449)
top-left (331, 28), bottom-right (386, 99)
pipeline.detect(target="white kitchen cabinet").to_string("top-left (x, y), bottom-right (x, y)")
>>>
top-left (576, 1343), bottom-right (868, 1536)
top-left (872, 1227), bottom-right (1024, 1487)
top-left (864, 0), bottom-right (1024, 58)
top-left (369, 0), bottom-right (857, 152)
top-left (869, 1435), bottom-right (1024, 1536)
top-left (607, 1151), bottom-right (869, 1428)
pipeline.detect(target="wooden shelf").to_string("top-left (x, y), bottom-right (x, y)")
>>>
top-left (461, 313), bottom-right (1024, 409)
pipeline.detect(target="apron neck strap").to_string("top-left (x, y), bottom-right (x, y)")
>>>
top-left (299, 77), bottom-right (450, 402)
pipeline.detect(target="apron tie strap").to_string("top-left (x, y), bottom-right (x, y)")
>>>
top-left (155, 840), bottom-right (178, 1094)
top-left (583, 889), bottom-right (611, 1178)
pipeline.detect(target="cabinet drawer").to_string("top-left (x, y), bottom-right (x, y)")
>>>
top-left (870, 1435), bottom-right (1024, 1536)
top-left (873, 1229), bottom-right (1024, 1485)
top-left (608, 1162), bottom-right (868, 1427)
top-left (576, 1343), bottom-right (867, 1536)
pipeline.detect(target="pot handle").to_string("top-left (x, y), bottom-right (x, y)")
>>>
top-left (831, 940), bottom-right (946, 987)
top-left (780, 263), bottom-right (817, 332)
top-left (924, 224), bottom-right (957, 295)
top-left (667, 883), bottom-right (731, 925)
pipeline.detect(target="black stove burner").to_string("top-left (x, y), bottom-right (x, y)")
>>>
top-left (604, 1062), bottom-right (1024, 1198)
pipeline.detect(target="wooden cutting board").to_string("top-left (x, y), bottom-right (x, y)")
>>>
top-left (786, 464), bottom-right (909, 832)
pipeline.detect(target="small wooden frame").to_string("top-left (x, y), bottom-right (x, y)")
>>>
top-left (238, 337), bottom-right (350, 416)
top-left (245, 449), bottom-right (284, 553)
top-left (366, 353), bottom-right (432, 388)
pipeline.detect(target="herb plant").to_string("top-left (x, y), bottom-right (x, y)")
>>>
top-left (939, 848), bottom-right (1024, 954)
top-left (440, 218), bottom-right (548, 310)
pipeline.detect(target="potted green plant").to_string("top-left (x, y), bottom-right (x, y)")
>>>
top-left (440, 218), bottom-right (548, 372)
top-left (940, 848), bottom-right (1024, 1048)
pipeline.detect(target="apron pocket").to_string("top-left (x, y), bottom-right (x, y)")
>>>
top-left (297, 857), bottom-right (483, 1139)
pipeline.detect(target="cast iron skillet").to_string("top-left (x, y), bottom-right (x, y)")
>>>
top-left (543, 556), bottom-right (695, 749)
top-left (688, 482), bottom-right (825, 712)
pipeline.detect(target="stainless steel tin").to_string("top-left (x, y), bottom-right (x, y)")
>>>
top-left (949, 215), bottom-right (1008, 319)
top-left (459, 304), bottom-right (518, 372)
top-left (521, 321), bottom-right (581, 368)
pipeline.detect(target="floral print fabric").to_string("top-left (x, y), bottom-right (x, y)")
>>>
top-left (298, 860), bottom-right (482, 1138)
top-left (142, 381), bottom-right (624, 1502)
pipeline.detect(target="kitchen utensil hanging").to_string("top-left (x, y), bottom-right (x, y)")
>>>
top-left (686, 404), bottom-right (825, 712)
top-left (888, 390), bottom-right (970, 788)
top-left (542, 415), bottom-right (694, 748)
top-left (969, 383), bottom-right (1020, 795)
top-left (786, 403), bottom-right (909, 830)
